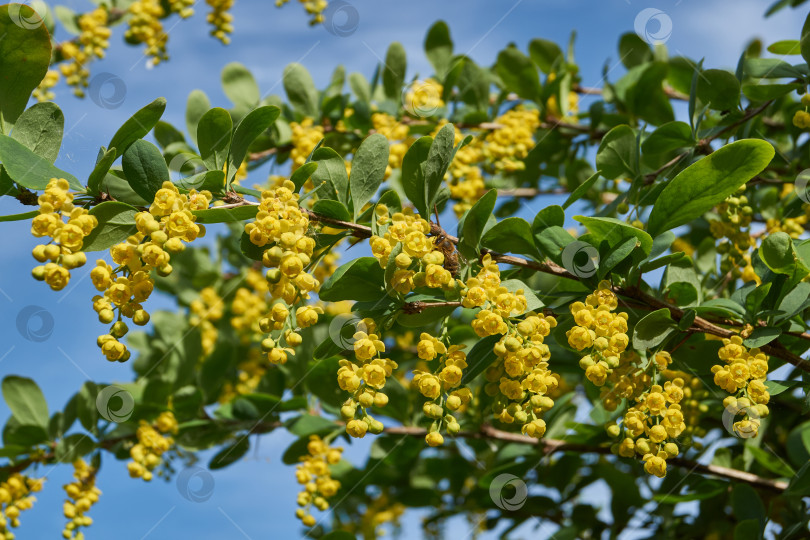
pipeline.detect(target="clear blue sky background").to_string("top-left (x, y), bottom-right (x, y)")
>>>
top-left (0, 0), bottom-right (803, 538)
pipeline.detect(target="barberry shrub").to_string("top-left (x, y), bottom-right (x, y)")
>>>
top-left (1, 2), bottom-right (810, 538)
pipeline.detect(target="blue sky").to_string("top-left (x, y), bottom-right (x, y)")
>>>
top-left (0, 0), bottom-right (804, 538)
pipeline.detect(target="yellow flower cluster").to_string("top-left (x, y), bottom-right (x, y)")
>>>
top-left (290, 119), bottom-right (325, 171)
top-left (128, 412), bottom-right (178, 482)
top-left (219, 348), bottom-right (268, 401)
top-left (792, 95), bottom-right (810, 128)
top-left (31, 178), bottom-right (97, 291)
top-left (710, 190), bottom-right (755, 280)
top-left (370, 207), bottom-right (455, 295)
top-left (294, 436), bottom-right (342, 527)
top-left (404, 78), bottom-right (445, 118)
top-left (447, 134), bottom-right (485, 217)
top-left (661, 368), bottom-right (708, 443)
top-left (91, 183), bottom-right (210, 362)
top-left (62, 459), bottom-right (101, 540)
top-left (245, 179), bottom-right (323, 365)
top-left (190, 287), bottom-right (224, 356)
top-left (230, 270), bottom-right (270, 342)
top-left (608, 378), bottom-right (688, 478)
top-left (33, 70), bottom-right (60, 102)
top-left (170, 0), bottom-right (195, 18)
top-left (125, 0), bottom-right (168, 64)
top-left (544, 72), bottom-right (579, 118)
top-left (275, 0), bottom-right (328, 25)
top-left (0, 474), bottom-right (43, 539)
top-left (711, 335), bottom-right (770, 438)
top-left (350, 492), bottom-right (405, 539)
top-left (339, 319), bottom-right (397, 438)
top-left (413, 340), bottom-right (471, 446)
top-left (566, 281), bottom-right (630, 387)
top-left (59, 7), bottom-right (112, 96)
top-left (206, 0), bottom-right (234, 44)
top-left (483, 107), bottom-right (540, 173)
top-left (373, 113), bottom-right (411, 178)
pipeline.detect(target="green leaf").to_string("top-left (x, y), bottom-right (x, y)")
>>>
top-left (55, 434), bottom-right (94, 463)
top-left (284, 63), bottom-right (319, 118)
top-left (312, 199), bottom-right (351, 222)
top-left (801, 11), bottom-right (810, 67)
top-left (0, 210), bottom-right (38, 222)
top-left (424, 21), bottom-right (453, 78)
top-left (319, 258), bottom-right (386, 302)
top-left (647, 139), bottom-right (774, 237)
top-left (222, 62), bottom-right (260, 110)
top-left (192, 205), bottom-right (259, 224)
top-left (424, 123), bottom-right (455, 211)
top-left (2, 376), bottom-right (48, 428)
top-left (481, 217), bottom-right (539, 258)
top-left (529, 38), bottom-right (564, 74)
top-left (642, 121), bottom-right (694, 155)
top-left (0, 4), bottom-right (51, 129)
top-left (0, 134), bottom-right (81, 190)
top-left (350, 133), bottom-right (389, 218)
top-left (460, 189), bottom-right (497, 257)
top-left (697, 69), bottom-right (741, 111)
top-left (633, 309), bottom-right (677, 351)
top-left (291, 162), bottom-right (318, 193)
top-left (533, 205), bottom-right (565, 232)
top-left (186, 90), bottom-right (211, 147)
top-left (496, 45), bottom-right (540, 100)
top-left (563, 171), bottom-right (600, 209)
top-left (197, 107), bottom-right (233, 172)
top-left (460, 335), bottom-right (501, 385)
top-left (614, 63), bottom-right (674, 126)
top-left (11, 102), bottom-right (63, 163)
top-left (108, 98), bottom-right (167, 161)
top-left (227, 106), bottom-right (280, 183)
top-left (349, 72), bottom-right (371, 103)
top-left (287, 414), bottom-right (338, 437)
top-left (759, 232), bottom-right (810, 278)
top-left (122, 139), bottom-right (169, 202)
top-left (776, 282), bottom-right (810, 322)
top-left (745, 445), bottom-right (795, 477)
top-left (174, 170), bottom-right (225, 192)
top-left (768, 39), bottom-right (801, 55)
top-left (575, 216), bottom-right (653, 255)
top-left (595, 125), bottom-right (636, 179)
top-left (742, 82), bottom-right (803, 101)
top-left (382, 42), bottom-right (407, 100)
top-left (209, 437), bottom-right (249, 470)
top-left (82, 202), bottom-right (139, 252)
top-left (87, 148), bottom-right (117, 195)
top-left (311, 147), bottom-right (349, 204)
top-left (618, 33), bottom-right (653, 69)
top-left (401, 136), bottom-right (432, 216)
top-left (745, 58), bottom-right (804, 79)
top-left (786, 461), bottom-right (810, 496)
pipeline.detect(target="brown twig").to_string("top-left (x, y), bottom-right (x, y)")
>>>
top-left (383, 424), bottom-right (789, 492)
